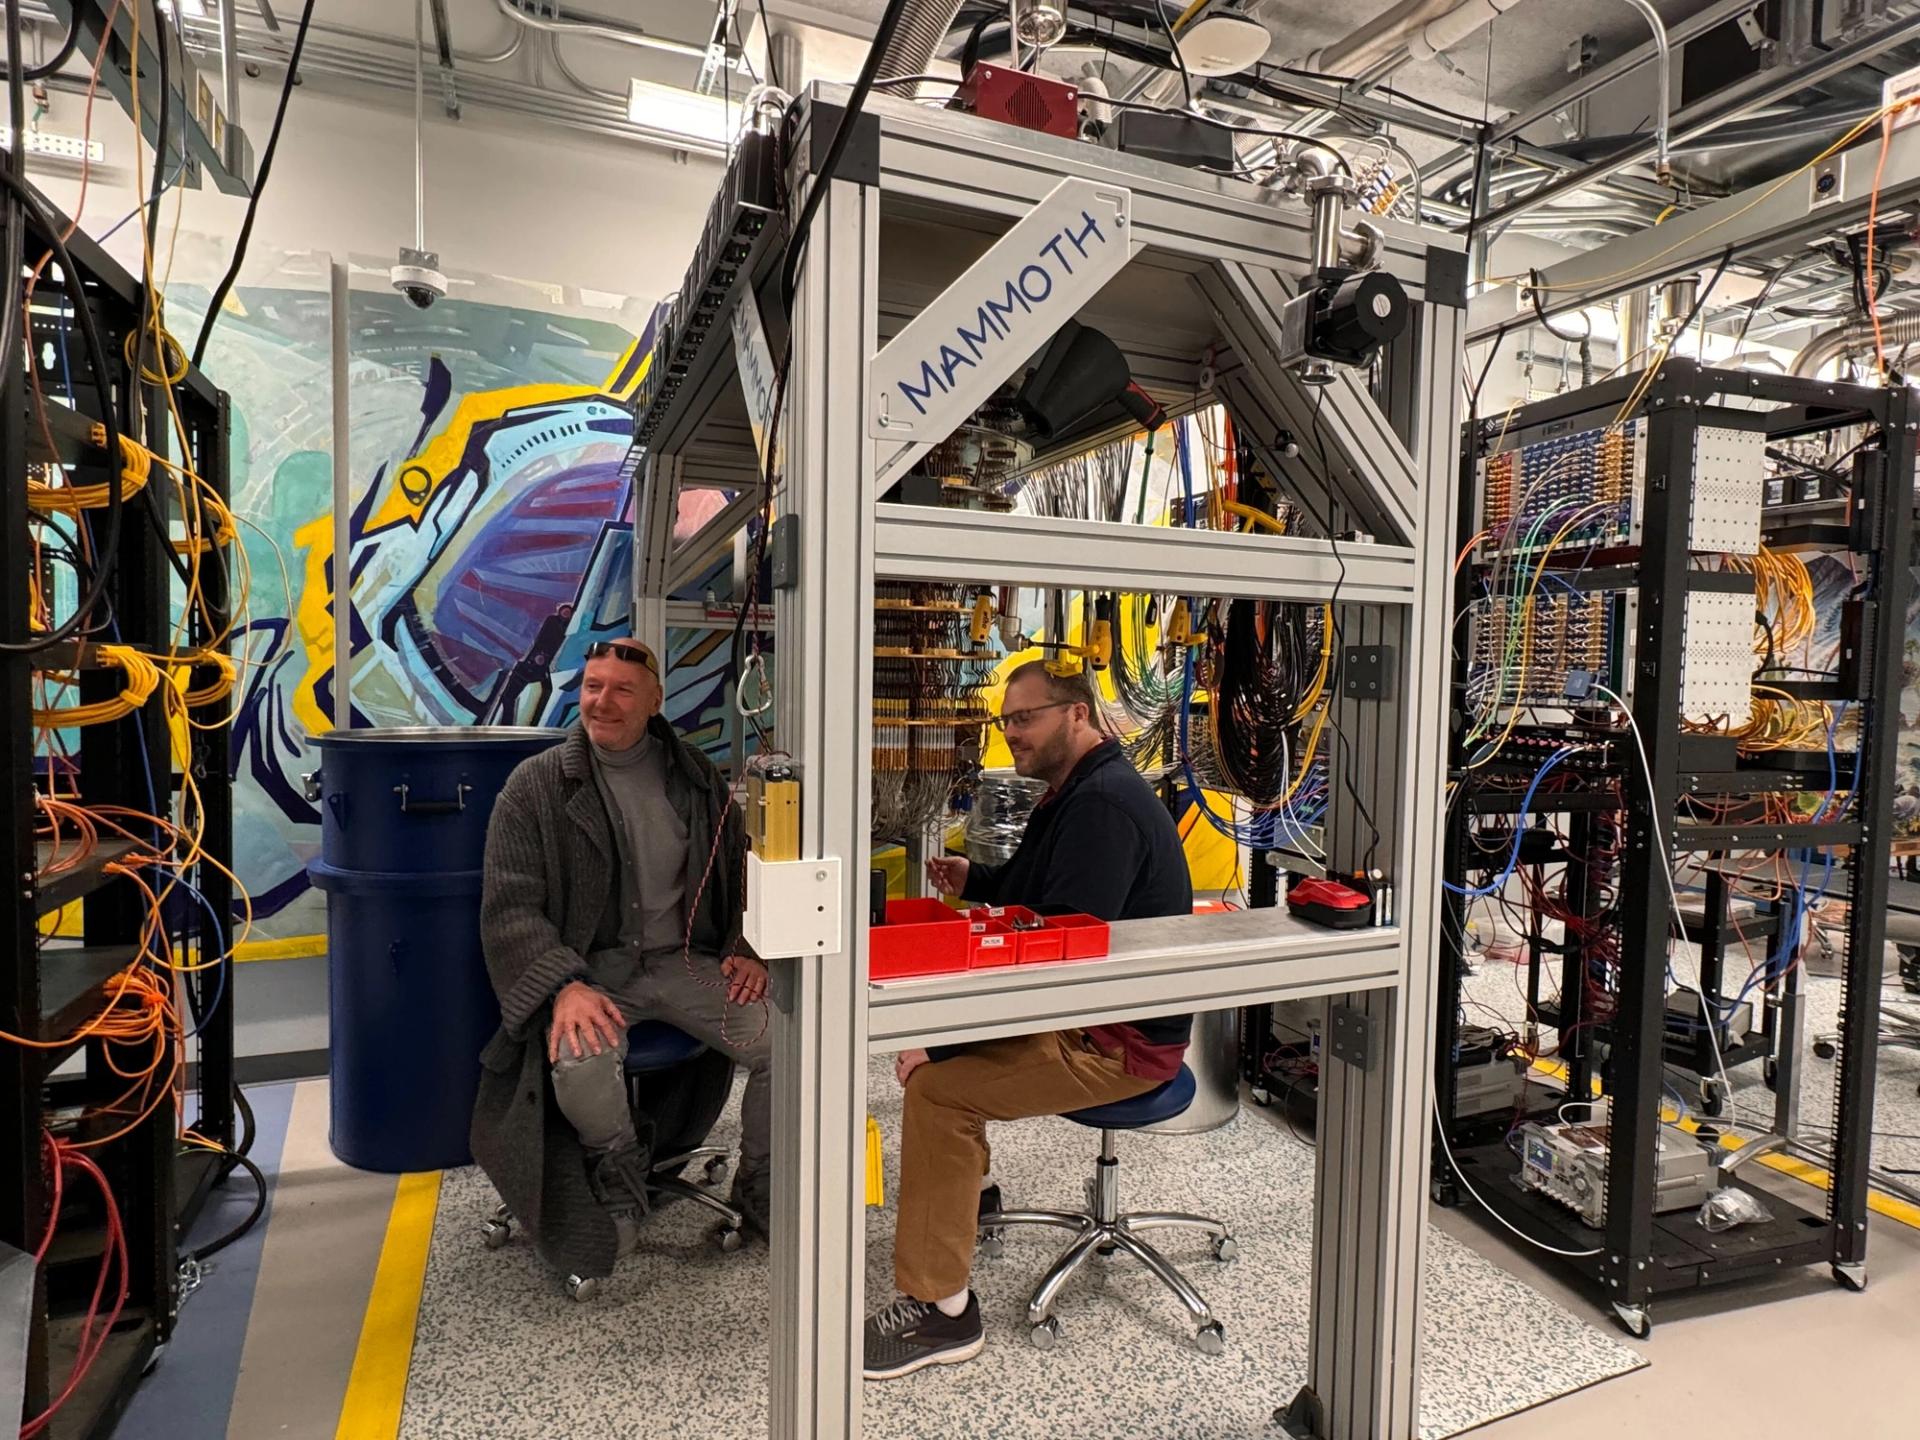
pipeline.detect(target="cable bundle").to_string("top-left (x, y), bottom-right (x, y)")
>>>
top-left (1207, 599), bottom-right (1327, 809)
top-left (175, 647), bottom-right (238, 709)
top-left (30, 643), bottom-right (161, 727)
top-left (25, 431), bottom-right (152, 514)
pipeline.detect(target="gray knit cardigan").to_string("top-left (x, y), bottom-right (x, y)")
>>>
top-left (468, 718), bottom-right (744, 1278)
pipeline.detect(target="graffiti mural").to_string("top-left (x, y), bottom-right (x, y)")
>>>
top-left (169, 254), bottom-right (748, 938)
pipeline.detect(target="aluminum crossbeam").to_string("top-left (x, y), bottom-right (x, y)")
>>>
top-left (876, 505), bottom-right (1416, 605)
top-left (869, 910), bottom-right (1402, 1051)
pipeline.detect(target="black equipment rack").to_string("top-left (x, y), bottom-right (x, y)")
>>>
top-left (1433, 361), bottom-right (1911, 1338)
top-left (2, 186), bottom-right (235, 1437)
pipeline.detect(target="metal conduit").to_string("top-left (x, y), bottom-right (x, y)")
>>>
top-left (1791, 312), bottom-right (1920, 375)
top-left (876, 0), bottom-right (969, 86)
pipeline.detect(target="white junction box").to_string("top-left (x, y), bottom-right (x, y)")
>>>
top-left (1680, 588), bottom-right (1756, 727)
top-left (742, 852), bottom-right (844, 960)
top-left (1689, 427), bottom-right (1766, 555)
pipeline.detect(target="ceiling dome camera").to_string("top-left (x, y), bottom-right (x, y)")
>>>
top-left (391, 246), bottom-right (445, 310)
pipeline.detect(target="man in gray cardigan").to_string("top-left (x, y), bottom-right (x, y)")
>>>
top-left (471, 639), bottom-right (770, 1273)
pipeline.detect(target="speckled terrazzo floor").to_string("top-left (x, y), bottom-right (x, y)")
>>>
top-left (398, 1059), bottom-right (1644, 1440)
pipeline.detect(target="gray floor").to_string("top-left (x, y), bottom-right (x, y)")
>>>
top-left (400, 1059), bottom-right (1643, 1440)
top-left (1448, 927), bottom-right (1920, 1436)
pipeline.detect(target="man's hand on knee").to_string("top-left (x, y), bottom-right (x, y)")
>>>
top-left (895, 1048), bottom-right (931, 1087)
top-left (548, 981), bottom-right (626, 1063)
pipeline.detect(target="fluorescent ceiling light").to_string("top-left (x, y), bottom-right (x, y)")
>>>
top-left (627, 79), bottom-right (736, 145)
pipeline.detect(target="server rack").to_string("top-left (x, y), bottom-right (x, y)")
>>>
top-left (2, 186), bottom-right (235, 1436)
top-left (1433, 360), bottom-right (1910, 1338)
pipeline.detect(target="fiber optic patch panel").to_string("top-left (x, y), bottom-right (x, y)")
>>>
top-left (1477, 419), bottom-right (1766, 559)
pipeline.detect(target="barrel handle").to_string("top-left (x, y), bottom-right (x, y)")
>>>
top-left (302, 769), bottom-right (322, 802)
top-left (394, 781), bottom-right (472, 815)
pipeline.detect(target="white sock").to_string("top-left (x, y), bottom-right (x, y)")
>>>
top-left (934, 1289), bottom-right (970, 1318)
top-left (979, 1172), bottom-right (996, 1190)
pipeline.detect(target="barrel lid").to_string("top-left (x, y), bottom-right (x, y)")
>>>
top-left (311, 725), bottom-right (566, 746)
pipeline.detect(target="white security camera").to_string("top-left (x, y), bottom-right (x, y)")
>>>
top-left (390, 246), bottom-right (446, 310)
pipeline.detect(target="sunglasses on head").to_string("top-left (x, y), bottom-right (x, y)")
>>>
top-left (583, 640), bottom-right (660, 677)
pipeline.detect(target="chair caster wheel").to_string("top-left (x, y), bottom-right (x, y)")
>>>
top-left (1028, 1317), bottom-right (1060, 1350)
top-left (716, 1225), bottom-right (745, 1253)
top-left (482, 1220), bottom-right (512, 1250)
top-left (565, 1275), bottom-right (602, 1303)
top-left (705, 1155), bottom-right (729, 1181)
top-left (1195, 1321), bottom-right (1225, 1355)
top-left (1213, 1235), bottom-right (1239, 1263)
top-left (1610, 1302), bottom-right (1650, 1339)
top-left (1096, 1241), bottom-right (1118, 1256)
top-left (978, 1230), bottom-right (1004, 1259)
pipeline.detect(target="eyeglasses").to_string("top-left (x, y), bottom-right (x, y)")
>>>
top-left (583, 640), bottom-right (660, 677)
top-left (990, 701), bottom-right (1072, 733)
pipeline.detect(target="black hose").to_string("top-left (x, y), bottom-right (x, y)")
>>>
top-left (186, 1148), bottom-right (269, 1263)
top-left (778, 0), bottom-right (915, 315)
top-left (0, 0), bottom-right (78, 82)
top-left (192, 0), bottom-right (319, 370)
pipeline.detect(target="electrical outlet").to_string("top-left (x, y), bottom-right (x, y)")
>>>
top-left (1810, 153), bottom-right (1846, 210)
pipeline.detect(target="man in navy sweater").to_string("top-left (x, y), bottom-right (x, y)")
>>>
top-left (864, 660), bottom-right (1193, 1380)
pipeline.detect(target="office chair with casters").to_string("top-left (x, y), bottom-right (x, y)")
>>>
top-left (481, 1021), bottom-right (745, 1301)
top-left (978, 1064), bottom-right (1235, 1352)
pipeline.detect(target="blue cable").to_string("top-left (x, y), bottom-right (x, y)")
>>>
top-left (164, 872), bottom-right (230, 1038)
top-left (1444, 747), bottom-right (1582, 898)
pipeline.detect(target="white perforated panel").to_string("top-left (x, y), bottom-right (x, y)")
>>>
top-left (1689, 427), bottom-right (1766, 555)
top-left (1681, 588), bottom-right (1756, 726)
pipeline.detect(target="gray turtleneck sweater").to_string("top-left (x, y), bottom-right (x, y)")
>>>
top-left (588, 731), bottom-right (690, 965)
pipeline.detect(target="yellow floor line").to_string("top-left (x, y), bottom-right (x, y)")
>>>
top-left (235, 933), bottom-right (329, 962)
top-left (1526, 1058), bottom-right (1920, 1231)
top-left (334, 1171), bottom-right (443, 1440)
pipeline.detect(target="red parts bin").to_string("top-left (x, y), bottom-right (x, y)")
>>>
top-left (969, 906), bottom-right (1111, 965)
top-left (870, 902), bottom-right (1113, 980)
top-left (869, 898), bottom-right (968, 979)
top-left (1042, 914), bottom-right (1110, 961)
top-left (969, 918), bottom-right (1018, 968)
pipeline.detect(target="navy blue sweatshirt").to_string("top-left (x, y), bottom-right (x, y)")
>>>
top-left (963, 739), bottom-right (1193, 1076)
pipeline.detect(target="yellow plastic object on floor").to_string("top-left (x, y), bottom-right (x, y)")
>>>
top-left (866, 1115), bottom-right (885, 1207)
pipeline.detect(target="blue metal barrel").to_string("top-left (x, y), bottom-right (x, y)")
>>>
top-left (307, 726), bottom-right (563, 1172)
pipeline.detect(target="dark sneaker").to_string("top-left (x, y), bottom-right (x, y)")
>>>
top-left (590, 1144), bottom-right (652, 1260)
top-left (979, 1183), bottom-right (1002, 1222)
top-left (730, 1164), bottom-right (771, 1239)
top-left (863, 1293), bottom-right (984, 1380)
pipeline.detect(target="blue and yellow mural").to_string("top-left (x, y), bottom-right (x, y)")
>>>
top-left (176, 267), bottom-right (743, 938)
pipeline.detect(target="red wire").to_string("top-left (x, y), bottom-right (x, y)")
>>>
top-left (19, 1143), bottom-right (130, 1440)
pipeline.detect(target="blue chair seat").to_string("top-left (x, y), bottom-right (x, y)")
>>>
top-left (1064, 1064), bottom-right (1196, 1130)
top-left (625, 1021), bottom-right (707, 1075)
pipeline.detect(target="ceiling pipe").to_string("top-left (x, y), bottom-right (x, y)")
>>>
top-left (1792, 312), bottom-right (1920, 376)
top-left (1467, 13), bottom-right (1920, 234)
top-left (1615, 0), bottom-right (1671, 185)
top-left (548, 28), bottom-right (628, 103)
top-left (1543, 101), bottom-right (1876, 163)
top-left (491, 0), bottom-right (717, 65)
top-left (183, 24), bottom-right (732, 157)
top-left (1306, 0), bottom-right (1465, 78)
